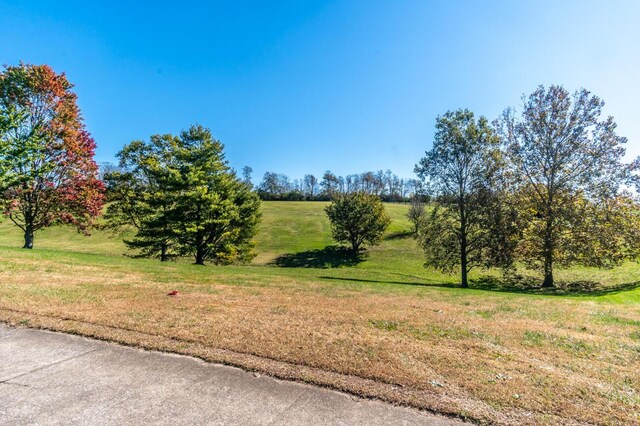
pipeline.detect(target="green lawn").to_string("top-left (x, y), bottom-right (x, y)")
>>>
top-left (1, 201), bottom-right (639, 425)
top-left (0, 201), bottom-right (454, 286)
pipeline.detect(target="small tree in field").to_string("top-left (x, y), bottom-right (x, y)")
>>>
top-left (407, 198), bottom-right (426, 234)
top-left (0, 64), bottom-right (104, 248)
top-left (498, 85), bottom-right (640, 287)
top-left (325, 192), bottom-right (390, 253)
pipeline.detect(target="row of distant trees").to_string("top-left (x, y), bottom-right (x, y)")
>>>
top-left (99, 166), bottom-right (423, 203)
top-left (247, 169), bottom-right (422, 202)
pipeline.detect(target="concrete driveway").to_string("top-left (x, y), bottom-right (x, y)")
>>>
top-left (0, 325), bottom-right (463, 425)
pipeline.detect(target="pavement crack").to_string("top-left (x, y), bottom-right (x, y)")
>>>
top-left (0, 381), bottom-right (38, 389)
top-left (0, 348), bottom-right (99, 385)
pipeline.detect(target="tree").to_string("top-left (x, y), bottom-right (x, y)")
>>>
top-left (0, 63), bottom-right (104, 248)
top-left (498, 85), bottom-right (640, 287)
top-left (103, 135), bottom-right (179, 261)
top-left (241, 166), bottom-right (253, 188)
top-left (105, 125), bottom-right (261, 265)
top-left (325, 192), bottom-right (390, 252)
top-left (173, 125), bottom-right (261, 265)
top-left (414, 109), bottom-right (506, 288)
top-left (257, 172), bottom-right (292, 199)
top-left (303, 174), bottom-right (318, 198)
top-left (321, 170), bottom-right (339, 198)
top-left (407, 197), bottom-right (426, 234)
top-left (337, 176), bottom-right (345, 194)
top-left (359, 171), bottom-right (384, 195)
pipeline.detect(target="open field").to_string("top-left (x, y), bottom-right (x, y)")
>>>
top-left (1, 201), bottom-right (639, 425)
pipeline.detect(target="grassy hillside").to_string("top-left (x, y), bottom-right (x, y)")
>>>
top-left (0, 201), bottom-right (450, 285)
top-left (1, 200), bottom-right (636, 289)
top-left (1, 201), bottom-right (639, 424)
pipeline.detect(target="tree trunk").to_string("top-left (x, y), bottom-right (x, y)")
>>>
top-left (194, 244), bottom-right (206, 265)
top-left (160, 244), bottom-right (168, 262)
top-left (350, 235), bottom-right (360, 253)
top-left (542, 256), bottom-right (554, 288)
top-left (460, 241), bottom-right (468, 288)
top-left (194, 226), bottom-right (206, 265)
top-left (459, 191), bottom-right (468, 288)
top-left (460, 265), bottom-right (468, 288)
top-left (542, 212), bottom-right (555, 288)
top-left (23, 226), bottom-right (34, 249)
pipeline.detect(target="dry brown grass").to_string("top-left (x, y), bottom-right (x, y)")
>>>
top-left (1, 252), bottom-right (639, 425)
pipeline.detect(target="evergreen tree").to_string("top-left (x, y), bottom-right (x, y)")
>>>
top-left (104, 125), bottom-right (261, 264)
top-left (103, 135), bottom-right (179, 261)
top-left (171, 125), bottom-right (261, 265)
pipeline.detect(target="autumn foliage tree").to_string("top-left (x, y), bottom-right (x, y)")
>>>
top-left (0, 64), bottom-right (104, 248)
top-left (498, 85), bottom-right (640, 287)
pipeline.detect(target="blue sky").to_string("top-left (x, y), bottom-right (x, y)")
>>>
top-left (1, 1), bottom-right (639, 182)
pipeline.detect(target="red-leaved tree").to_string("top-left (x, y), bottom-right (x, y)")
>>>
top-left (0, 63), bottom-right (105, 248)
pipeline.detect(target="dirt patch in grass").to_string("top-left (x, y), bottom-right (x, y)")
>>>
top-left (1, 255), bottom-right (639, 425)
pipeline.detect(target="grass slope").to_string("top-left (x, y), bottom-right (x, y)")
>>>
top-left (0, 201), bottom-right (639, 425)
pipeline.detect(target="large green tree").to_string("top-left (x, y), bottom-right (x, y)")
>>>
top-left (414, 109), bottom-right (513, 288)
top-left (325, 192), bottom-right (390, 253)
top-left (498, 85), bottom-right (640, 287)
top-left (0, 63), bottom-right (104, 249)
top-left (105, 125), bottom-right (261, 265)
top-left (103, 135), bottom-right (179, 261)
top-left (171, 125), bottom-right (261, 265)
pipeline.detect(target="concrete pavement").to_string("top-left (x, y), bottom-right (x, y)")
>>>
top-left (0, 325), bottom-right (463, 425)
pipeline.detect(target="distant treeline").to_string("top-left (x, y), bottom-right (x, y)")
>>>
top-left (248, 168), bottom-right (424, 202)
top-left (98, 164), bottom-right (425, 203)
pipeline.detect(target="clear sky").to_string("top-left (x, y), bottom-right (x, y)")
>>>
top-left (1, 1), bottom-right (639, 182)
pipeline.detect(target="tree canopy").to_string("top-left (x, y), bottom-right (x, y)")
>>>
top-left (325, 192), bottom-right (390, 253)
top-left (104, 125), bottom-right (261, 265)
top-left (414, 109), bottom-right (513, 288)
top-left (498, 85), bottom-right (640, 287)
top-left (0, 63), bottom-right (104, 248)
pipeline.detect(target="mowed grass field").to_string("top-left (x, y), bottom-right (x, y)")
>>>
top-left (1, 201), bottom-right (639, 425)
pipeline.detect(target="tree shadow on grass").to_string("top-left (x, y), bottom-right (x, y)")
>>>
top-left (384, 230), bottom-right (414, 240)
top-left (272, 246), bottom-right (366, 269)
top-left (317, 274), bottom-right (640, 296)
top-left (318, 276), bottom-right (445, 288)
top-left (472, 275), bottom-right (640, 297)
